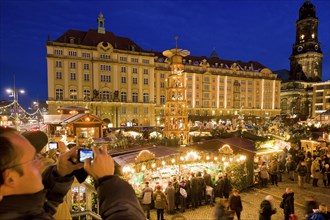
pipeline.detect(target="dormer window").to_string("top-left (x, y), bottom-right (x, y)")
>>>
top-left (312, 33), bottom-right (315, 39)
top-left (69, 37), bottom-right (75, 44)
top-left (300, 34), bottom-right (305, 40)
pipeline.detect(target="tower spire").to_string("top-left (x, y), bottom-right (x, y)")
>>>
top-left (97, 12), bottom-right (106, 34)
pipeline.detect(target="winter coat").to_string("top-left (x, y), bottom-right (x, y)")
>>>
top-left (141, 186), bottom-right (153, 205)
top-left (165, 185), bottom-right (175, 211)
top-left (296, 164), bottom-right (308, 176)
top-left (269, 160), bottom-right (279, 175)
top-left (0, 165), bottom-right (73, 220)
top-left (95, 175), bottom-right (145, 219)
top-left (281, 192), bottom-right (294, 215)
top-left (311, 161), bottom-right (322, 179)
top-left (228, 194), bottom-right (243, 212)
top-left (153, 190), bottom-right (167, 209)
top-left (260, 165), bottom-right (270, 179)
top-left (259, 199), bottom-right (276, 220)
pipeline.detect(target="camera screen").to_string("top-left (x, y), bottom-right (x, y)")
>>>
top-left (49, 142), bottom-right (58, 150)
top-left (79, 149), bottom-right (94, 162)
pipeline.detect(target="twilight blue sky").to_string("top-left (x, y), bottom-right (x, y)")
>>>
top-left (0, 0), bottom-right (329, 109)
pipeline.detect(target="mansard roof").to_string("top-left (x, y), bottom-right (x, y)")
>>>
top-left (53, 29), bottom-right (144, 52)
top-left (153, 51), bottom-right (268, 73)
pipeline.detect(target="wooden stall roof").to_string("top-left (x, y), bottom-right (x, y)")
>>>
top-left (113, 146), bottom-right (181, 167)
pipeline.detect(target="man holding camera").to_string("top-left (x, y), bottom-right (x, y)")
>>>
top-left (0, 127), bottom-right (145, 219)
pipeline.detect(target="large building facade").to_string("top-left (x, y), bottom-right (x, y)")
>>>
top-left (46, 13), bottom-right (281, 127)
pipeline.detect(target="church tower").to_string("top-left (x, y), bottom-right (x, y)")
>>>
top-left (289, 0), bottom-right (323, 81)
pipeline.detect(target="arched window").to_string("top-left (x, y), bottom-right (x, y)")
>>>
top-left (55, 88), bottom-right (63, 100)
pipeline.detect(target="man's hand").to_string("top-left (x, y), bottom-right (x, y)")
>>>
top-left (84, 145), bottom-right (114, 180)
top-left (56, 145), bottom-right (83, 177)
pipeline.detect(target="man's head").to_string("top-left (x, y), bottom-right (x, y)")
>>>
top-left (0, 127), bottom-right (44, 198)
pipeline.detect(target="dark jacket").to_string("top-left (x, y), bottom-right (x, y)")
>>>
top-left (281, 192), bottom-right (294, 215)
top-left (259, 199), bottom-right (276, 220)
top-left (95, 175), bottom-right (145, 220)
top-left (0, 165), bottom-right (73, 220)
top-left (229, 194), bottom-right (243, 212)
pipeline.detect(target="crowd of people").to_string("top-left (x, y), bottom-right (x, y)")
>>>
top-left (139, 170), bottom-right (235, 220)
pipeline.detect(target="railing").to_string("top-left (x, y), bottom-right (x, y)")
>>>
top-left (71, 210), bottom-right (102, 220)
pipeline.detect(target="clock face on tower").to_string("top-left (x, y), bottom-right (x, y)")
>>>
top-left (315, 45), bottom-right (319, 51)
top-left (297, 46), bottom-right (303, 52)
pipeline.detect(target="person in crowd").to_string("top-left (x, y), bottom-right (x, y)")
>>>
top-left (223, 173), bottom-right (232, 199)
top-left (278, 158), bottom-right (285, 182)
top-left (296, 160), bottom-right (308, 188)
top-left (311, 157), bottom-right (322, 187)
top-left (178, 180), bottom-right (187, 213)
top-left (260, 162), bottom-right (270, 188)
top-left (172, 176), bottom-right (180, 211)
top-left (228, 188), bottom-right (243, 220)
top-left (214, 199), bottom-right (233, 220)
top-left (190, 172), bottom-right (199, 209)
top-left (305, 195), bottom-right (319, 220)
top-left (203, 169), bottom-right (212, 204)
top-left (305, 155), bottom-right (313, 184)
top-left (153, 185), bottom-right (167, 220)
top-left (286, 157), bottom-right (296, 181)
top-left (308, 203), bottom-right (329, 220)
top-left (197, 171), bottom-right (206, 206)
top-left (280, 187), bottom-right (295, 220)
top-left (183, 175), bottom-right (191, 209)
top-left (259, 195), bottom-right (277, 220)
top-left (165, 181), bottom-right (175, 214)
top-left (321, 164), bottom-right (330, 187)
top-left (269, 156), bottom-right (279, 186)
top-left (0, 127), bottom-right (146, 220)
top-left (141, 181), bottom-right (153, 220)
top-left (215, 173), bottom-right (224, 199)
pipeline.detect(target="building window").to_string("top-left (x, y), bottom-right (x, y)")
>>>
top-left (55, 88), bottom-right (63, 100)
top-left (196, 101), bottom-right (200, 106)
top-left (54, 49), bottom-right (63, 55)
top-left (204, 76), bottom-right (209, 82)
top-left (68, 51), bottom-right (77, 56)
top-left (55, 61), bottom-right (62, 68)
top-left (120, 56), bottom-right (127, 62)
top-left (70, 73), bottom-right (76, 80)
top-left (132, 92), bottom-right (138, 103)
top-left (121, 107), bottom-right (126, 114)
top-left (160, 82), bottom-right (165, 88)
top-left (132, 68), bottom-right (138, 74)
top-left (131, 58), bottom-right (138, 63)
top-left (144, 78), bottom-right (148, 85)
top-left (102, 91), bottom-right (110, 101)
top-left (132, 78), bottom-right (138, 84)
top-left (70, 62), bottom-right (76, 69)
top-left (100, 54), bottom-right (110, 59)
top-left (142, 59), bottom-right (149, 64)
top-left (144, 108), bottom-right (148, 114)
top-left (121, 77), bottom-right (126, 84)
top-left (160, 95), bottom-right (165, 104)
top-left (121, 92), bottom-right (127, 102)
top-left (133, 107), bottom-right (138, 114)
top-left (101, 75), bottom-right (111, 82)
top-left (143, 93), bottom-right (149, 103)
top-left (56, 72), bottom-right (62, 79)
top-left (100, 65), bottom-right (111, 71)
top-left (84, 73), bottom-right (89, 81)
top-left (69, 89), bottom-right (77, 100)
top-left (204, 85), bottom-right (209, 90)
top-left (121, 66), bottom-right (126, 72)
top-left (160, 73), bottom-right (165, 78)
top-left (84, 89), bottom-right (90, 100)
top-left (143, 69), bottom-right (148, 74)
top-left (83, 64), bottom-right (89, 70)
top-left (82, 53), bottom-right (91, 58)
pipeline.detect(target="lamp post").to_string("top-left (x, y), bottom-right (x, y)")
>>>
top-left (6, 88), bottom-right (25, 130)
